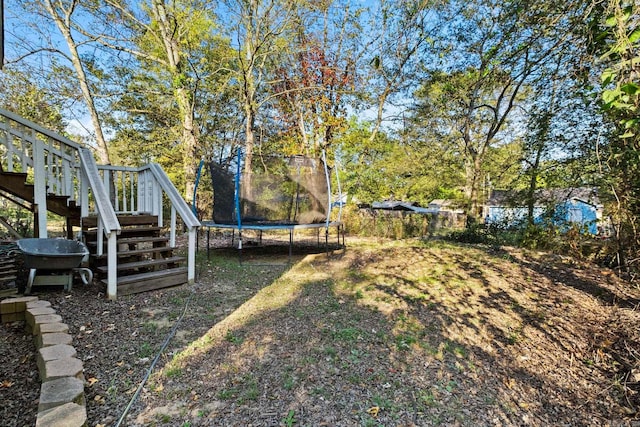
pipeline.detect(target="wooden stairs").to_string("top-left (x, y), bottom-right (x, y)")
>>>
top-left (0, 242), bottom-right (19, 288)
top-left (0, 165), bottom-right (80, 238)
top-left (82, 214), bottom-right (188, 295)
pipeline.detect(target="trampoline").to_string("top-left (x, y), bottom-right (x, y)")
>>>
top-left (199, 149), bottom-right (344, 259)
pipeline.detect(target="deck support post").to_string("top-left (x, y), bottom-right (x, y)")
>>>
top-left (107, 232), bottom-right (118, 300)
top-left (33, 140), bottom-right (48, 238)
top-left (187, 227), bottom-right (197, 284)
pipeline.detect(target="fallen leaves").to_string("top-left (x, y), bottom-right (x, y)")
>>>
top-left (367, 406), bottom-right (380, 417)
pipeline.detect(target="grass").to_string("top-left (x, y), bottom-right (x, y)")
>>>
top-left (138, 342), bottom-right (155, 358)
top-left (131, 237), bottom-right (640, 426)
top-left (282, 410), bottom-right (296, 426)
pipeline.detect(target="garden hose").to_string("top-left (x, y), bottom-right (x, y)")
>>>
top-left (115, 260), bottom-right (205, 426)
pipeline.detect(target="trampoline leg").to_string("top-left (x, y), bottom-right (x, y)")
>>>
top-left (232, 229), bottom-right (235, 246)
top-left (289, 230), bottom-right (293, 260)
top-left (207, 228), bottom-right (210, 260)
top-left (342, 225), bottom-right (346, 247)
top-left (325, 228), bottom-right (329, 257)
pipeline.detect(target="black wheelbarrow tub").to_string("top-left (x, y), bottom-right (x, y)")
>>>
top-left (17, 238), bottom-right (89, 270)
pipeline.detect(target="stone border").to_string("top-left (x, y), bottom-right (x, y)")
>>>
top-left (1, 296), bottom-right (87, 426)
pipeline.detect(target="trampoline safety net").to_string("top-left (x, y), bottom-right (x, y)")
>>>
top-left (209, 154), bottom-right (331, 225)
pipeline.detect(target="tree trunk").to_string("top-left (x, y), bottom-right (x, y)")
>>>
top-left (177, 87), bottom-right (198, 201)
top-left (44, 0), bottom-right (110, 164)
top-left (153, 0), bottom-right (199, 200)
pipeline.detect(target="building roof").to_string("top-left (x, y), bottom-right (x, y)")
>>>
top-left (487, 187), bottom-right (601, 208)
top-left (371, 200), bottom-right (436, 214)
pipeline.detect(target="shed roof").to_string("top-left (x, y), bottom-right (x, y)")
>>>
top-left (371, 200), bottom-right (436, 214)
top-left (487, 187), bottom-right (600, 208)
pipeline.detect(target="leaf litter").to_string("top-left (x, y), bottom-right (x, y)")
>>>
top-left (2, 235), bottom-right (640, 426)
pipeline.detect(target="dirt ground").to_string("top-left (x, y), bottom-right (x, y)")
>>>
top-left (3, 234), bottom-right (640, 426)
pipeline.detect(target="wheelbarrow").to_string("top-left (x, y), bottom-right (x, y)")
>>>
top-left (16, 238), bottom-right (93, 294)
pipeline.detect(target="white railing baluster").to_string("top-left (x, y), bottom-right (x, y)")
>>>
top-left (97, 217), bottom-right (104, 257)
top-left (5, 123), bottom-right (14, 172)
top-left (45, 140), bottom-right (54, 193)
top-left (121, 172), bottom-right (127, 213)
top-left (0, 108), bottom-right (202, 297)
top-left (80, 171), bottom-right (89, 218)
top-left (102, 168), bottom-right (110, 200)
top-left (129, 172), bottom-right (135, 213)
top-left (156, 180), bottom-right (163, 225)
top-left (63, 158), bottom-right (72, 198)
top-left (20, 136), bottom-right (27, 173)
top-left (55, 154), bottom-right (63, 195)
top-left (114, 170), bottom-right (120, 212)
top-left (170, 207), bottom-right (176, 247)
top-left (145, 171), bottom-right (152, 213)
top-left (32, 139), bottom-right (48, 238)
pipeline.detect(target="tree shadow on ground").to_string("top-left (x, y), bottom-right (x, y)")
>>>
top-left (132, 241), bottom-right (635, 426)
top-left (513, 250), bottom-right (640, 308)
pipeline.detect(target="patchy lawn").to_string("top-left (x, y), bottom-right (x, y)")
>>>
top-left (4, 236), bottom-right (640, 426)
top-left (132, 237), bottom-right (640, 426)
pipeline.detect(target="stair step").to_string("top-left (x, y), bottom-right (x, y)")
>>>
top-left (101, 267), bottom-right (188, 295)
top-left (0, 289), bottom-right (18, 297)
top-left (87, 236), bottom-right (169, 247)
top-left (95, 256), bottom-right (185, 273)
top-left (84, 226), bottom-right (162, 237)
top-left (83, 214), bottom-right (158, 229)
top-left (0, 170), bottom-right (28, 178)
top-left (93, 246), bottom-right (176, 260)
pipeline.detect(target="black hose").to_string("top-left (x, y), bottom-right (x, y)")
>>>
top-left (115, 257), bottom-right (205, 426)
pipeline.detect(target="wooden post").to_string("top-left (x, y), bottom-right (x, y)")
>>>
top-left (188, 227), bottom-right (196, 284)
top-left (107, 232), bottom-right (118, 300)
top-left (32, 139), bottom-right (48, 238)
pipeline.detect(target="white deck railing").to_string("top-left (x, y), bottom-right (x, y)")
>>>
top-left (96, 163), bottom-right (201, 295)
top-left (0, 108), bottom-right (200, 299)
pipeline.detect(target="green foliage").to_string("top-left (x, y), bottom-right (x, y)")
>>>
top-left (598, 3), bottom-right (640, 134)
top-left (587, 0), bottom-right (640, 274)
top-left (0, 70), bottom-right (67, 133)
top-left (337, 118), bottom-right (465, 206)
top-left (446, 223), bottom-right (497, 245)
top-left (341, 205), bottom-right (430, 239)
top-left (0, 204), bottom-right (33, 238)
top-left (282, 410), bottom-right (296, 427)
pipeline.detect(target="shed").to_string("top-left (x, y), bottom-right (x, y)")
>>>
top-left (484, 187), bottom-right (602, 234)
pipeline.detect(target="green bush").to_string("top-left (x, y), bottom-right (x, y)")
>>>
top-left (341, 205), bottom-right (429, 239)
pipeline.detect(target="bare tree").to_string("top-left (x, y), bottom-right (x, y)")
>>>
top-left (8, 0), bottom-right (111, 163)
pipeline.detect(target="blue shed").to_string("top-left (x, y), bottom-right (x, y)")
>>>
top-left (484, 188), bottom-right (602, 235)
top-left (552, 198), bottom-right (599, 234)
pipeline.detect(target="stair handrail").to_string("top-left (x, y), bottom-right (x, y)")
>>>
top-left (77, 148), bottom-right (120, 235)
top-left (147, 163), bottom-right (201, 229)
top-left (0, 109), bottom-right (122, 299)
top-left (147, 163), bottom-right (200, 285)
top-left (0, 108), bottom-right (82, 151)
top-left (0, 108), bottom-right (121, 234)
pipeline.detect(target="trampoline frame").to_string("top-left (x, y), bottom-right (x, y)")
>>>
top-left (200, 149), bottom-right (345, 259)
